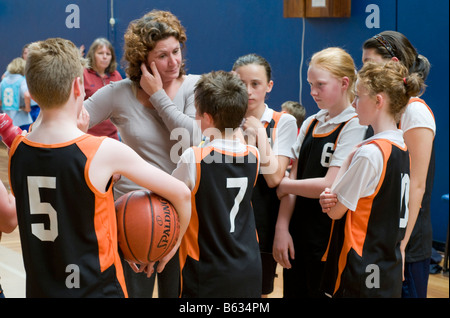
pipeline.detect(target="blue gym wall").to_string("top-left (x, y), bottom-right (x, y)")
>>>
top-left (0, 0), bottom-right (448, 244)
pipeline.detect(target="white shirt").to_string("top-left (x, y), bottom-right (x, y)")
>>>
top-left (400, 98), bottom-right (436, 135)
top-left (331, 129), bottom-right (406, 211)
top-left (292, 106), bottom-right (367, 167)
top-left (172, 138), bottom-right (260, 191)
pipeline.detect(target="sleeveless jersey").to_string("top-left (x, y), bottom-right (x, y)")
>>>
top-left (399, 98), bottom-right (435, 262)
top-left (179, 145), bottom-right (261, 297)
top-left (364, 98), bottom-right (435, 262)
top-left (291, 118), bottom-right (351, 261)
top-left (1, 76), bottom-right (25, 111)
top-left (323, 139), bottom-right (410, 298)
top-left (251, 111), bottom-right (283, 253)
top-left (9, 134), bottom-right (127, 297)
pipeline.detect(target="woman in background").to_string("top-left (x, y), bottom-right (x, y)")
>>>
top-left (84, 38), bottom-right (122, 140)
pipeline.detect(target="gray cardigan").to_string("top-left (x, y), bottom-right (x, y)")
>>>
top-left (84, 75), bottom-right (201, 197)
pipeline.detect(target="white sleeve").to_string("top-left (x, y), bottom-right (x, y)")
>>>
top-left (272, 113), bottom-right (298, 158)
top-left (330, 117), bottom-right (367, 168)
top-left (171, 147), bottom-right (197, 191)
top-left (149, 75), bottom-right (202, 146)
top-left (84, 83), bottom-right (116, 127)
top-left (400, 101), bottom-right (436, 135)
top-left (291, 115), bottom-right (315, 159)
top-left (331, 144), bottom-right (383, 211)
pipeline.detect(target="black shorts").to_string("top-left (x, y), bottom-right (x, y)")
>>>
top-left (261, 252), bottom-right (278, 295)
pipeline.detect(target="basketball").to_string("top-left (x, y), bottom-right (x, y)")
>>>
top-left (115, 190), bottom-right (180, 264)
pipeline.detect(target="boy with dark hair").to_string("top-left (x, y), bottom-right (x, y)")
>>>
top-left (173, 71), bottom-right (262, 297)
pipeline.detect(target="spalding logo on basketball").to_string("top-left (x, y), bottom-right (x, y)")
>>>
top-left (115, 190), bottom-right (180, 264)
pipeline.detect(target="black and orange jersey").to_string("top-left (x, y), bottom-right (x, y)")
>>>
top-left (291, 118), bottom-right (351, 261)
top-left (178, 143), bottom-right (261, 298)
top-left (9, 134), bottom-right (127, 298)
top-left (400, 98), bottom-right (435, 263)
top-left (323, 139), bottom-right (410, 298)
top-left (251, 110), bottom-right (284, 253)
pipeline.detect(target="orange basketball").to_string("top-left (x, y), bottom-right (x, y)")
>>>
top-left (115, 190), bottom-right (180, 264)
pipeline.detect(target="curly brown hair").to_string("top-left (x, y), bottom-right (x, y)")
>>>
top-left (123, 10), bottom-right (187, 85)
top-left (357, 61), bottom-right (425, 122)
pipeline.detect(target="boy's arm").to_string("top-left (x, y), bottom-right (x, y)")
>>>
top-left (0, 181), bottom-right (17, 233)
top-left (90, 139), bottom-right (191, 272)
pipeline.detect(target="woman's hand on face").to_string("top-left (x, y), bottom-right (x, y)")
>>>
top-left (140, 62), bottom-right (163, 96)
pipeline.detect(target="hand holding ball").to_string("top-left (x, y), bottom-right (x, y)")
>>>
top-left (115, 190), bottom-right (180, 264)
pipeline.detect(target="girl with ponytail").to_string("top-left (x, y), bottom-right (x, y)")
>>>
top-left (319, 61), bottom-right (425, 298)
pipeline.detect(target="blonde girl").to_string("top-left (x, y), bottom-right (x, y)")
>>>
top-left (319, 61), bottom-right (425, 297)
top-left (273, 47), bottom-right (367, 297)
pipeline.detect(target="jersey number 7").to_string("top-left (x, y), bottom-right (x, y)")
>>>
top-left (226, 177), bottom-right (248, 233)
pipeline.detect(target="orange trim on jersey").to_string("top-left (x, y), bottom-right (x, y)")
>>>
top-left (179, 147), bottom-right (202, 297)
top-left (311, 115), bottom-right (358, 139)
top-left (7, 134), bottom-right (26, 197)
top-left (264, 111), bottom-right (284, 141)
top-left (19, 134), bottom-right (91, 149)
top-left (248, 146), bottom-right (260, 187)
top-left (178, 144), bottom-right (260, 296)
top-left (398, 98), bottom-right (435, 130)
top-left (76, 135), bottom-right (128, 297)
top-left (10, 134), bottom-right (128, 297)
top-left (333, 139), bottom-right (393, 295)
top-left (321, 220), bottom-right (336, 262)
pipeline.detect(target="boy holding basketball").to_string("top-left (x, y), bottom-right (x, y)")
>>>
top-left (172, 70), bottom-right (262, 297)
top-left (8, 38), bottom-right (191, 298)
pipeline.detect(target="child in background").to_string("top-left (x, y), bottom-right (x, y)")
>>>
top-left (281, 100), bottom-right (306, 132)
top-left (273, 47), bottom-right (367, 297)
top-left (232, 54), bottom-right (298, 297)
top-left (281, 101), bottom-right (306, 170)
top-left (319, 61), bottom-right (425, 297)
top-left (173, 70), bottom-right (261, 297)
top-left (8, 38), bottom-right (191, 298)
top-left (0, 58), bottom-right (32, 131)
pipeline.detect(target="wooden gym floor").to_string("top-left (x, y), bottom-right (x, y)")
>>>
top-left (0, 142), bottom-right (448, 298)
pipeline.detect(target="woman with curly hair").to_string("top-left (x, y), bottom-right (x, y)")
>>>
top-left (83, 10), bottom-right (201, 298)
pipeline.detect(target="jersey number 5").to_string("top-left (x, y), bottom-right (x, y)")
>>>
top-left (226, 177), bottom-right (248, 233)
top-left (27, 176), bottom-right (58, 242)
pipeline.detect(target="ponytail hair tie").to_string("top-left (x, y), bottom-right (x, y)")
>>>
top-left (403, 77), bottom-right (407, 85)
